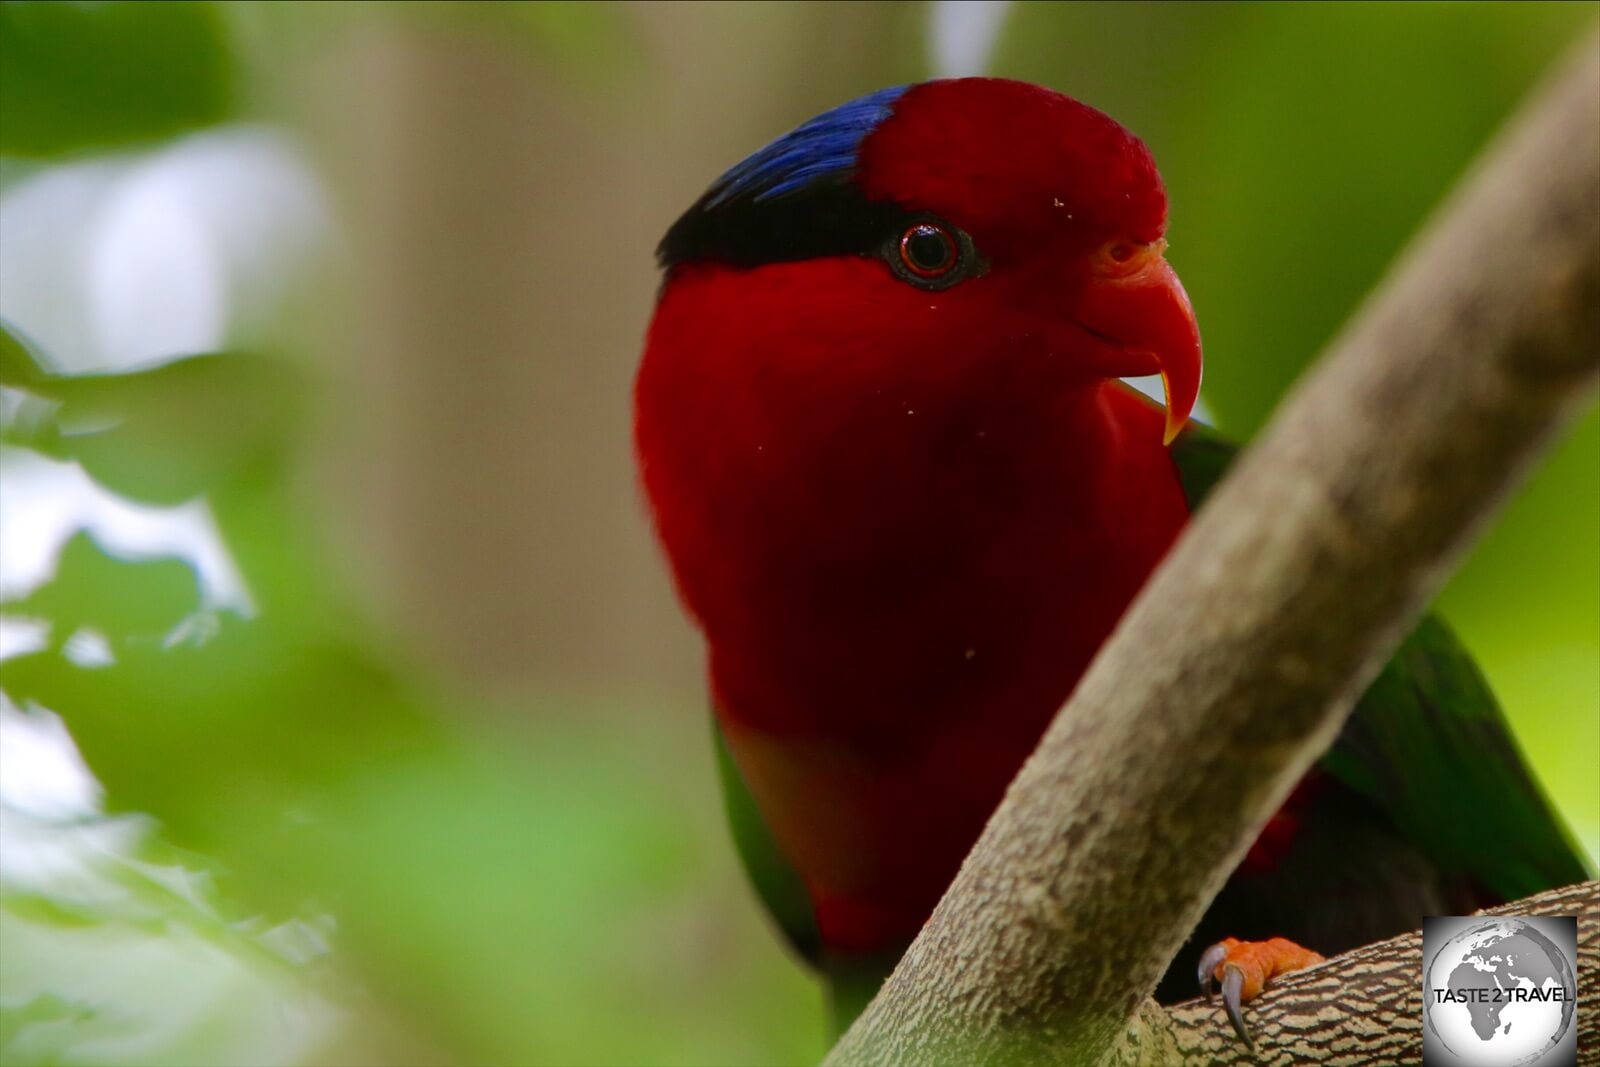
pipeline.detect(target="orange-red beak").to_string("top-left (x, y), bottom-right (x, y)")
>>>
top-left (1074, 244), bottom-right (1203, 444)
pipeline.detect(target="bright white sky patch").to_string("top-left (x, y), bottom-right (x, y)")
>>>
top-left (1126, 373), bottom-right (1216, 426)
top-left (929, 1), bottom-right (1014, 78)
top-left (0, 126), bottom-right (328, 373)
top-left (0, 450), bottom-right (250, 612)
top-left (0, 696), bottom-right (100, 821)
top-left (88, 166), bottom-right (229, 368)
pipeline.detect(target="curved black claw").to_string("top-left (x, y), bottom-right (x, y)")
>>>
top-left (1220, 965), bottom-right (1255, 1051)
top-left (1197, 942), bottom-right (1229, 997)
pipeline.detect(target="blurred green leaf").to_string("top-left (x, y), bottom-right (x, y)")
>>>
top-left (0, 0), bottom-right (234, 158)
top-left (0, 621), bottom-right (436, 860)
top-left (0, 991), bottom-right (99, 1066)
top-left (0, 316), bottom-right (53, 389)
top-left (0, 836), bottom-right (343, 1067)
top-left (1, 353), bottom-right (303, 507)
top-left (0, 531), bottom-right (202, 647)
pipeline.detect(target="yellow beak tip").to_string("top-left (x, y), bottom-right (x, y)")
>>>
top-left (1159, 368), bottom-right (1185, 445)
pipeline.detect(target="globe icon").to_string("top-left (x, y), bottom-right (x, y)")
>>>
top-left (1423, 918), bottom-right (1576, 1066)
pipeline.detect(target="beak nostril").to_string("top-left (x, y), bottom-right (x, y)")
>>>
top-left (1097, 239), bottom-right (1165, 278)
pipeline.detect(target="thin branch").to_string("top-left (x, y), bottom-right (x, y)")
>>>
top-left (825, 32), bottom-right (1600, 1067)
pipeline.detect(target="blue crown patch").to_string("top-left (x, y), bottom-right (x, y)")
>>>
top-left (657, 84), bottom-right (914, 269)
top-left (706, 85), bottom-right (909, 207)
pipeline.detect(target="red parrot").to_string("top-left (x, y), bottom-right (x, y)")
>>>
top-left (633, 79), bottom-right (1589, 1039)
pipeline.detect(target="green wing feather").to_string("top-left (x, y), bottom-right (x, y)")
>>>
top-left (712, 717), bottom-right (822, 965)
top-left (714, 718), bottom-right (897, 1036)
top-left (1169, 423), bottom-right (1593, 897)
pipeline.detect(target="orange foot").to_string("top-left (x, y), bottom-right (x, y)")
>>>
top-left (1198, 937), bottom-right (1326, 1049)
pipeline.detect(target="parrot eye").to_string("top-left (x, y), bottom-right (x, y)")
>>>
top-left (899, 224), bottom-right (957, 277)
top-left (885, 219), bottom-right (977, 290)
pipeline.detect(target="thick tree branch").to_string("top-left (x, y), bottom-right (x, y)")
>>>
top-left (825, 33), bottom-right (1600, 1067)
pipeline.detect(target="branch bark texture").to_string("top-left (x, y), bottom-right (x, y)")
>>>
top-left (826, 33), bottom-right (1600, 1067)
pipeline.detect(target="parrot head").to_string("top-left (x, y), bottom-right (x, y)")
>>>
top-left (650, 77), bottom-right (1201, 444)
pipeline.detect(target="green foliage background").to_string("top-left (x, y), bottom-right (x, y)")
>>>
top-left (0, 3), bottom-right (1594, 1065)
